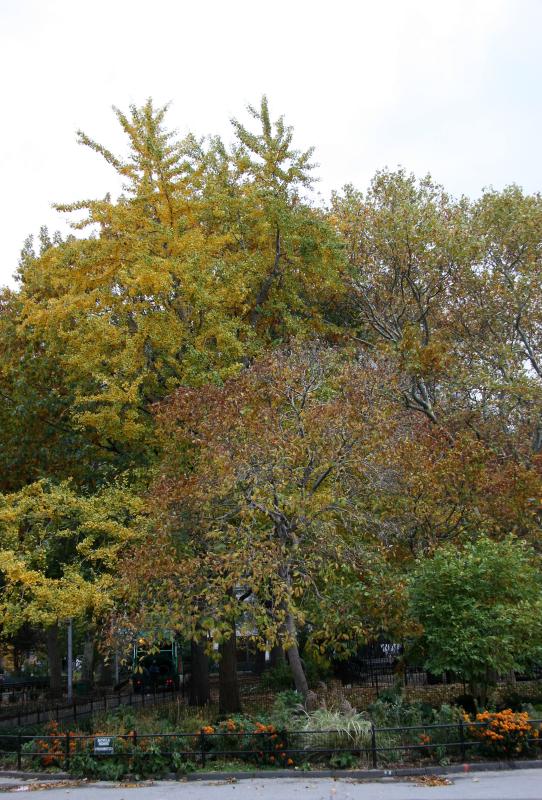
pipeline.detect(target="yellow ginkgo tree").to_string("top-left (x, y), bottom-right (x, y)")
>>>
top-left (18, 97), bottom-right (343, 461)
top-left (0, 480), bottom-right (143, 691)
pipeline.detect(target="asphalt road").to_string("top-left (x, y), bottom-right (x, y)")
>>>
top-left (2, 770), bottom-right (542, 799)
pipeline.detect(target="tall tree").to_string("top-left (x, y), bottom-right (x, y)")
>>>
top-left (332, 171), bottom-right (470, 425)
top-left (142, 345), bottom-right (401, 697)
top-left (14, 98), bottom-right (342, 468)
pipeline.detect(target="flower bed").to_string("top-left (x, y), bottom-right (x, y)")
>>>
top-left (465, 709), bottom-right (541, 759)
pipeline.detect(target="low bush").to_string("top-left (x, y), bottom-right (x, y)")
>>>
top-left (465, 709), bottom-right (541, 759)
top-left (259, 663), bottom-right (295, 692)
top-left (452, 694), bottom-right (477, 715)
top-left (198, 718), bottom-right (294, 768)
top-left (268, 690), bottom-right (304, 728)
top-left (498, 689), bottom-right (542, 713)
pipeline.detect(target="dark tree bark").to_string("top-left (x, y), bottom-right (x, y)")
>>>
top-left (189, 641), bottom-right (210, 706)
top-left (270, 645), bottom-right (285, 668)
top-left (285, 612), bottom-right (309, 698)
top-left (277, 558), bottom-right (309, 698)
top-left (81, 629), bottom-right (96, 687)
top-left (248, 227), bottom-right (282, 328)
top-left (254, 648), bottom-right (267, 675)
top-left (12, 646), bottom-right (21, 673)
top-left (219, 629), bottom-right (241, 714)
top-left (95, 655), bottom-right (114, 687)
top-left (46, 623), bottom-right (62, 696)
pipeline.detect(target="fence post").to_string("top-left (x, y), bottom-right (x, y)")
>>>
top-left (65, 731), bottom-right (70, 771)
top-left (370, 723), bottom-right (378, 769)
top-left (459, 719), bottom-right (466, 762)
top-left (200, 730), bottom-right (206, 767)
top-left (17, 732), bottom-right (22, 770)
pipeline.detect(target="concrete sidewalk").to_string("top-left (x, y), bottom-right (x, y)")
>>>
top-left (1, 770), bottom-right (542, 799)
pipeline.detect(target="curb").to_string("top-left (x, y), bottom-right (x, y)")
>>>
top-left (3, 760), bottom-right (542, 785)
top-left (186, 759), bottom-right (542, 781)
top-left (184, 760), bottom-right (542, 781)
top-left (0, 771), bottom-right (70, 779)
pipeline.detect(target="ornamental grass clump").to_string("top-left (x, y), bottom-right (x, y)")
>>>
top-left (299, 708), bottom-right (372, 751)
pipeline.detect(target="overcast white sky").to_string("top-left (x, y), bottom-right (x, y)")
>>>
top-left (1, 0), bottom-right (541, 287)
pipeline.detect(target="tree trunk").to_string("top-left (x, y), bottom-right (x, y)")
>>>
top-left (219, 629), bottom-right (241, 714)
top-left (254, 648), bottom-right (266, 675)
top-left (506, 669), bottom-right (517, 687)
top-left (270, 645), bottom-right (285, 668)
top-left (189, 641), bottom-right (210, 706)
top-left (81, 630), bottom-right (96, 687)
top-left (95, 655), bottom-right (113, 687)
top-left (46, 623), bottom-right (63, 697)
top-left (285, 612), bottom-right (309, 698)
top-left (13, 646), bottom-right (21, 673)
top-left (469, 670), bottom-right (495, 710)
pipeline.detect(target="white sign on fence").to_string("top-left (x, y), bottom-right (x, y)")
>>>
top-left (94, 736), bottom-right (114, 755)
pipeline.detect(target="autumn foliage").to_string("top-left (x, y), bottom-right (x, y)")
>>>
top-left (465, 710), bottom-right (541, 758)
top-left (1, 97), bottom-right (542, 701)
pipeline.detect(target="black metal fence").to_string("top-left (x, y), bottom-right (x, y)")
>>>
top-left (0, 687), bottom-right (180, 728)
top-left (335, 659), bottom-right (542, 691)
top-left (0, 678), bottom-right (50, 703)
top-left (0, 719), bottom-right (541, 773)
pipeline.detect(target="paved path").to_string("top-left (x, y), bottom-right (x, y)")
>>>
top-left (2, 770), bottom-right (542, 799)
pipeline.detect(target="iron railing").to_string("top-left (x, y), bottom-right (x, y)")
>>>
top-left (0, 687), bottom-right (180, 728)
top-left (0, 719), bottom-right (540, 772)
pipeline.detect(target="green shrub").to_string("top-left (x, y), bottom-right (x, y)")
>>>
top-left (329, 752), bottom-right (357, 769)
top-left (131, 742), bottom-right (169, 778)
top-left (269, 691), bottom-right (304, 728)
top-left (303, 653), bottom-right (332, 688)
top-left (172, 753), bottom-right (197, 774)
top-left (453, 694), bottom-right (477, 715)
top-left (70, 753), bottom-right (125, 781)
top-left (260, 662), bottom-right (295, 692)
top-left (498, 689), bottom-right (542, 712)
top-left (376, 686), bottom-right (403, 705)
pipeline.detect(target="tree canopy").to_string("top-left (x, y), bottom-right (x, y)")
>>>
top-left (1, 97), bottom-right (541, 705)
